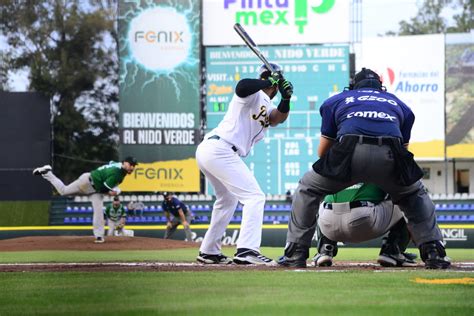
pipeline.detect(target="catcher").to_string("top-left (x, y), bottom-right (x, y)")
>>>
top-left (105, 196), bottom-right (127, 236)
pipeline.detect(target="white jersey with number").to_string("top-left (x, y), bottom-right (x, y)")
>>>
top-left (209, 90), bottom-right (276, 157)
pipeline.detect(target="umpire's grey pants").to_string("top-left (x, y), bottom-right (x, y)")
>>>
top-left (164, 213), bottom-right (194, 241)
top-left (287, 143), bottom-right (442, 247)
top-left (43, 172), bottom-right (105, 238)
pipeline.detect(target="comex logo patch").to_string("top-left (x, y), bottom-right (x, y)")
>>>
top-left (128, 7), bottom-right (191, 71)
top-left (346, 111), bottom-right (397, 122)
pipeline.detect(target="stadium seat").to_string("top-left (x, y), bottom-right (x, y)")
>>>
top-left (64, 217), bottom-right (70, 223)
top-left (150, 195), bottom-right (158, 201)
top-left (66, 206), bottom-right (72, 213)
top-left (144, 195), bottom-right (151, 202)
top-left (70, 217), bottom-right (78, 223)
top-left (123, 195), bottom-right (131, 202)
top-left (205, 195), bottom-right (213, 201)
top-left (85, 217), bottom-right (92, 223)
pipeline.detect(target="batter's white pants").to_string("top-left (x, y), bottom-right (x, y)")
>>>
top-left (196, 138), bottom-right (266, 255)
top-left (43, 172), bottom-right (105, 238)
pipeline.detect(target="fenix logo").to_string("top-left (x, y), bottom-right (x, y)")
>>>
top-left (346, 111), bottom-right (397, 122)
top-left (134, 31), bottom-right (184, 43)
top-left (134, 168), bottom-right (183, 180)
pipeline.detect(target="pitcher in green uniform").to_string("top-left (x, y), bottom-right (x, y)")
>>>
top-left (33, 156), bottom-right (138, 243)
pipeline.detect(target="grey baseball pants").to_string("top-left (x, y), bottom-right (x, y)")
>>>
top-left (318, 200), bottom-right (404, 243)
top-left (164, 213), bottom-right (194, 241)
top-left (43, 172), bottom-right (105, 238)
top-left (287, 142), bottom-right (442, 247)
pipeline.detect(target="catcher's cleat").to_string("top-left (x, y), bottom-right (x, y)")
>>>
top-left (33, 165), bottom-right (52, 176)
top-left (313, 244), bottom-right (336, 267)
top-left (378, 253), bottom-right (417, 267)
top-left (378, 241), bottom-right (417, 267)
top-left (233, 248), bottom-right (277, 266)
top-left (94, 237), bottom-right (105, 244)
top-left (196, 252), bottom-right (232, 264)
top-left (402, 252), bottom-right (418, 261)
top-left (420, 241), bottom-right (451, 269)
top-left (278, 243), bottom-right (308, 268)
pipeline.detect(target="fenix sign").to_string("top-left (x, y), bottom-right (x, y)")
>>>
top-left (203, 0), bottom-right (350, 45)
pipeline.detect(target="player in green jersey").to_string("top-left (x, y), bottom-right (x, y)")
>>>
top-left (105, 197), bottom-right (127, 236)
top-left (313, 183), bottom-right (417, 267)
top-left (33, 156), bottom-right (137, 243)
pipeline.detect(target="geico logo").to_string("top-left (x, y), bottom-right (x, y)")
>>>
top-left (347, 111), bottom-right (397, 121)
top-left (134, 168), bottom-right (183, 179)
top-left (134, 31), bottom-right (184, 43)
top-left (357, 95), bottom-right (398, 106)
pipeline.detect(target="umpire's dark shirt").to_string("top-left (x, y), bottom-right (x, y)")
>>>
top-left (162, 197), bottom-right (188, 217)
top-left (319, 88), bottom-right (415, 145)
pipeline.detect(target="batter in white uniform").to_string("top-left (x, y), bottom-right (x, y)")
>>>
top-left (196, 63), bottom-right (293, 265)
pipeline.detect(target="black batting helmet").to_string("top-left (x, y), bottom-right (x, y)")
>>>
top-left (258, 63), bottom-right (283, 79)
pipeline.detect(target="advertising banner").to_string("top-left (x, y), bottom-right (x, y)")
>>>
top-left (203, 0), bottom-right (350, 45)
top-left (445, 32), bottom-right (474, 158)
top-left (118, 0), bottom-right (201, 192)
top-left (361, 34), bottom-right (445, 159)
top-left (205, 44), bottom-right (349, 194)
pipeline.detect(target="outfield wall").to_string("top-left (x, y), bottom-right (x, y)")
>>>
top-left (0, 224), bottom-right (472, 249)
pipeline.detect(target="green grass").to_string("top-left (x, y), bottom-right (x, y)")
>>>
top-left (0, 271), bottom-right (472, 315)
top-left (0, 248), bottom-right (472, 315)
top-left (0, 247), bottom-right (472, 263)
top-left (0, 201), bottom-right (50, 226)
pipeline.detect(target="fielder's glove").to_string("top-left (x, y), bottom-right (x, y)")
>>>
top-left (268, 72), bottom-right (283, 86)
top-left (279, 79), bottom-right (293, 99)
top-left (117, 223), bottom-right (124, 230)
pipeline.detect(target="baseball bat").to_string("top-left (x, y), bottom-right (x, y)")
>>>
top-left (233, 23), bottom-right (276, 74)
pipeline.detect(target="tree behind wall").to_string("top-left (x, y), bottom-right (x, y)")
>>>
top-left (0, 0), bottom-right (119, 183)
top-left (392, 0), bottom-right (472, 35)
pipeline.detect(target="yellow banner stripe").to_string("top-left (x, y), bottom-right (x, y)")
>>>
top-left (0, 224), bottom-right (472, 231)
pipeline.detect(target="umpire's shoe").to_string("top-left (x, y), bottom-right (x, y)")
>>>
top-left (277, 243), bottom-right (309, 268)
top-left (420, 240), bottom-right (451, 269)
top-left (33, 165), bottom-right (52, 176)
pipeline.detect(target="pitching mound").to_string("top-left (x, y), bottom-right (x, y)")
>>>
top-left (0, 236), bottom-right (199, 251)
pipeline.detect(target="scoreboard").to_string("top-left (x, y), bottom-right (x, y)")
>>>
top-left (205, 44), bottom-right (349, 194)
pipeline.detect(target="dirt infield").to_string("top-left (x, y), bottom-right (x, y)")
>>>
top-left (0, 237), bottom-right (472, 273)
top-left (0, 236), bottom-right (198, 251)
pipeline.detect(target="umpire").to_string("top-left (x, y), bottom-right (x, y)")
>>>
top-left (279, 68), bottom-right (450, 269)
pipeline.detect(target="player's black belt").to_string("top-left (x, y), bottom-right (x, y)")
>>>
top-left (323, 201), bottom-right (375, 210)
top-left (208, 135), bottom-right (238, 152)
top-left (341, 135), bottom-right (400, 146)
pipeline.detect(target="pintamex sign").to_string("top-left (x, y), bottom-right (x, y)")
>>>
top-left (203, 0), bottom-right (349, 45)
